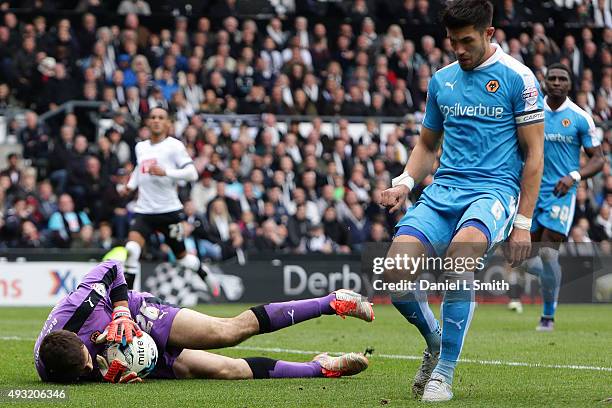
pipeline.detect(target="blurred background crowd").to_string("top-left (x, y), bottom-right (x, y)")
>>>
top-left (0, 0), bottom-right (611, 260)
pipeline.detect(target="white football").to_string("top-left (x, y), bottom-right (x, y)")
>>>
top-left (104, 331), bottom-right (158, 378)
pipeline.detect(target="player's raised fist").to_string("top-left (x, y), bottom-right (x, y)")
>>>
top-left (379, 185), bottom-right (409, 213)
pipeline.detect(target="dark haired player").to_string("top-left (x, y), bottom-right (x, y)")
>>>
top-left (35, 260), bottom-right (374, 383)
top-left (508, 63), bottom-right (604, 330)
top-left (379, 0), bottom-right (544, 401)
top-left (121, 106), bottom-right (208, 291)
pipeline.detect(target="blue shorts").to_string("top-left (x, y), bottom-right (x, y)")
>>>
top-left (395, 183), bottom-right (518, 256)
top-left (532, 190), bottom-right (576, 237)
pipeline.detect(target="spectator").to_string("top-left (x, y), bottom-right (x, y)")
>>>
top-left (17, 220), bottom-right (47, 248)
top-left (101, 167), bottom-right (131, 239)
top-left (344, 203), bottom-right (371, 251)
top-left (255, 218), bottom-right (287, 252)
top-left (322, 206), bottom-right (350, 252)
top-left (66, 135), bottom-right (90, 208)
top-left (302, 223), bottom-right (334, 253)
top-left (287, 203), bottom-right (311, 248)
top-left (191, 172), bottom-right (218, 215)
top-left (97, 221), bottom-right (119, 250)
top-left (0, 153), bottom-right (21, 191)
top-left (118, 0), bottom-right (151, 15)
top-left (0, 2), bottom-right (610, 258)
top-left (47, 193), bottom-right (93, 248)
top-left (19, 111), bottom-right (50, 174)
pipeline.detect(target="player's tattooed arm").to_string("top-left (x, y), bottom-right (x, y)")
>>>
top-left (405, 126), bottom-right (443, 184)
top-left (380, 127), bottom-right (443, 213)
top-left (507, 121), bottom-right (544, 266)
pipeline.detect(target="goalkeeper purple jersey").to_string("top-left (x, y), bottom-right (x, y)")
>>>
top-left (34, 260), bottom-right (126, 381)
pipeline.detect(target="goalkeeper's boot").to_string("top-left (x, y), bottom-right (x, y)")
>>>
top-left (330, 289), bottom-right (374, 322)
top-left (313, 353), bottom-right (369, 378)
top-left (421, 373), bottom-right (453, 402)
top-left (412, 349), bottom-right (440, 398)
top-left (536, 317), bottom-right (554, 332)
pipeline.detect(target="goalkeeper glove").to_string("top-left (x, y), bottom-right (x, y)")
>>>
top-left (96, 355), bottom-right (142, 383)
top-left (96, 306), bottom-right (143, 344)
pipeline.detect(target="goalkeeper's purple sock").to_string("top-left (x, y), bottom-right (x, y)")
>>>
top-left (250, 294), bottom-right (335, 333)
top-left (244, 357), bottom-right (323, 378)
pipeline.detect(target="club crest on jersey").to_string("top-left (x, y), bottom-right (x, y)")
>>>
top-left (521, 87), bottom-right (539, 106)
top-left (486, 80), bottom-right (500, 93)
top-left (90, 330), bottom-right (101, 343)
top-left (562, 118), bottom-right (571, 127)
top-left (141, 158), bottom-right (157, 174)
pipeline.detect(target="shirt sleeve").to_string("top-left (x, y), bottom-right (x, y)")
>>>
top-left (422, 77), bottom-right (444, 132)
top-left (512, 72), bottom-right (545, 127)
top-left (78, 260), bottom-right (128, 301)
top-left (126, 168), bottom-right (139, 190)
top-left (578, 112), bottom-right (600, 148)
top-left (173, 140), bottom-right (194, 169)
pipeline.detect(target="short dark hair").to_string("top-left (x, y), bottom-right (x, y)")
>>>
top-left (149, 105), bottom-right (169, 116)
top-left (441, 0), bottom-right (494, 31)
top-left (546, 63), bottom-right (573, 80)
top-left (39, 330), bottom-right (86, 383)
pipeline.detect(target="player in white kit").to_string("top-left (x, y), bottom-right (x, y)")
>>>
top-left (122, 107), bottom-right (203, 289)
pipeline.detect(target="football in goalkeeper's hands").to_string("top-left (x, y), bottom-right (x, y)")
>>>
top-left (104, 331), bottom-right (158, 378)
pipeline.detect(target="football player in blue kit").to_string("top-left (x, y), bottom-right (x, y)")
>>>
top-left (379, 0), bottom-right (545, 401)
top-left (512, 63), bottom-right (604, 331)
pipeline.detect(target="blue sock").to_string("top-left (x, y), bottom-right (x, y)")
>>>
top-left (433, 272), bottom-right (475, 385)
top-left (392, 289), bottom-right (441, 354)
top-left (522, 255), bottom-right (544, 278)
top-left (539, 248), bottom-right (561, 319)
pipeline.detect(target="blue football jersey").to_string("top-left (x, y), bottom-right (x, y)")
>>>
top-left (422, 44), bottom-right (544, 196)
top-left (541, 96), bottom-right (599, 193)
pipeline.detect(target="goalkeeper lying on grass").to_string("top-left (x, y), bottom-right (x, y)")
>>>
top-left (34, 260), bottom-right (373, 383)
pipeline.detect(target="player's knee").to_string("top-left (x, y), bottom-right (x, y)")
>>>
top-left (125, 241), bottom-right (142, 264)
top-left (447, 232), bottom-right (487, 261)
top-left (217, 359), bottom-right (250, 379)
top-left (539, 247), bottom-right (559, 262)
top-left (177, 253), bottom-right (200, 271)
top-left (383, 235), bottom-right (425, 283)
top-left (221, 319), bottom-right (250, 345)
top-left (127, 231), bottom-right (145, 247)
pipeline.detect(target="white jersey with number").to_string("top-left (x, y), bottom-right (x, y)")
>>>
top-left (129, 136), bottom-right (193, 214)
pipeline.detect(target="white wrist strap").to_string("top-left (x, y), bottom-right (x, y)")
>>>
top-left (391, 173), bottom-right (415, 191)
top-left (569, 171), bottom-right (581, 183)
top-left (513, 214), bottom-right (532, 230)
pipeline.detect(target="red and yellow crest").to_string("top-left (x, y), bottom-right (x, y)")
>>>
top-left (562, 118), bottom-right (571, 127)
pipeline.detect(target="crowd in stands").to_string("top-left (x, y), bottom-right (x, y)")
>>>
top-left (0, 0), bottom-right (612, 259)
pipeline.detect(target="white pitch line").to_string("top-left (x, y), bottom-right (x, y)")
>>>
top-left (234, 345), bottom-right (612, 372)
top-left (0, 336), bottom-right (34, 341)
top-left (3, 337), bottom-right (610, 373)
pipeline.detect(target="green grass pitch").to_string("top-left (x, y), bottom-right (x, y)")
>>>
top-left (1, 304), bottom-right (610, 407)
